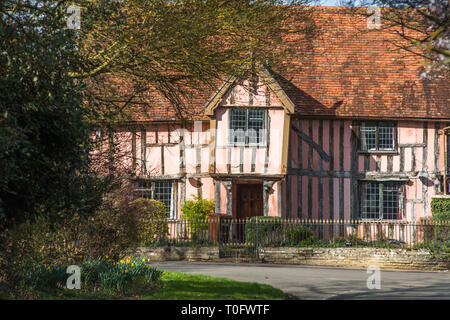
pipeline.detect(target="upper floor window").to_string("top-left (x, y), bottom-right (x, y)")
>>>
top-left (360, 181), bottom-right (403, 220)
top-left (133, 180), bottom-right (175, 219)
top-left (229, 108), bottom-right (266, 146)
top-left (360, 122), bottom-right (396, 152)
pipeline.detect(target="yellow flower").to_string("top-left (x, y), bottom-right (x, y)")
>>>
top-left (47, 266), bottom-right (51, 270)
top-left (120, 259), bottom-right (124, 263)
top-left (142, 258), bottom-right (146, 262)
top-left (126, 259), bottom-right (130, 263)
top-left (105, 255), bottom-right (108, 259)
top-left (131, 263), bottom-right (134, 267)
top-left (125, 269), bottom-right (128, 273)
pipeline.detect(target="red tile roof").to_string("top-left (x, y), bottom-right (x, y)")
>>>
top-left (277, 7), bottom-right (449, 120)
top-left (100, 7), bottom-right (449, 122)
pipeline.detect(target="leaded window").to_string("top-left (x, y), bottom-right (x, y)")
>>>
top-left (133, 180), bottom-right (175, 219)
top-left (229, 108), bottom-right (266, 146)
top-left (360, 122), bottom-right (396, 152)
top-left (360, 181), bottom-right (403, 220)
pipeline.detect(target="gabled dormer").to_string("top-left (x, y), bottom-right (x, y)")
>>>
top-left (204, 65), bottom-right (295, 176)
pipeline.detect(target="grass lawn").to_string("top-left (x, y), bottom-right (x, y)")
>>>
top-left (9, 271), bottom-right (286, 300)
top-left (142, 271), bottom-right (285, 300)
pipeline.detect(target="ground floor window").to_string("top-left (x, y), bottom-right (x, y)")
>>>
top-left (360, 181), bottom-right (403, 220)
top-left (133, 180), bottom-right (175, 219)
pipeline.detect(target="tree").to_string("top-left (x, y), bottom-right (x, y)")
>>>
top-left (0, 1), bottom-right (317, 226)
top-left (74, 0), bottom-right (316, 123)
top-left (341, 0), bottom-right (449, 77)
top-left (0, 0), bottom-right (107, 227)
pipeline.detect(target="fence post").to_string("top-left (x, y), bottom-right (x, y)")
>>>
top-left (218, 216), bottom-right (222, 257)
top-left (255, 217), bottom-right (259, 260)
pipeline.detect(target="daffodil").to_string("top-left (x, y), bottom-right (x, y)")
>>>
top-left (126, 259), bottom-right (130, 263)
top-left (131, 263), bottom-right (134, 267)
top-left (142, 258), bottom-right (146, 262)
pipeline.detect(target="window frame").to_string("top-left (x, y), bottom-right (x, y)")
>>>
top-left (359, 121), bottom-right (398, 153)
top-left (228, 108), bottom-right (268, 147)
top-left (133, 180), bottom-right (176, 220)
top-left (360, 181), bottom-right (405, 221)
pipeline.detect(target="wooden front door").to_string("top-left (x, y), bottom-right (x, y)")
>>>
top-left (236, 184), bottom-right (263, 219)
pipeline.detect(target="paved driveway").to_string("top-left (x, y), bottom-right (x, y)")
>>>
top-left (152, 261), bottom-right (450, 300)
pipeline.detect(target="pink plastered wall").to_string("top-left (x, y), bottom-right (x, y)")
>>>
top-left (285, 119), bottom-right (446, 222)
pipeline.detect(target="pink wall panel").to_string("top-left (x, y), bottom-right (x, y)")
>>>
top-left (157, 125), bottom-right (168, 143)
top-left (164, 146), bottom-right (180, 175)
top-left (291, 176), bottom-right (298, 219)
top-left (380, 156), bottom-right (387, 172)
top-left (369, 155), bottom-right (377, 171)
top-left (269, 88), bottom-right (281, 106)
top-left (185, 179), bottom-right (198, 201)
top-left (333, 178), bottom-right (340, 220)
top-left (312, 177), bottom-right (318, 220)
top-left (302, 176), bottom-right (309, 219)
top-left (427, 127), bottom-right (435, 171)
top-left (312, 120), bottom-right (319, 171)
top-left (169, 124), bottom-right (181, 143)
top-left (323, 177), bottom-right (330, 220)
top-left (146, 147), bottom-right (162, 176)
top-left (146, 127), bottom-right (156, 144)
top-left (302, 120), bottom-right (309, 169)
top-left (343, 121), bottom-right (351, 172)
top-left (322, 120), bottom-right (330, 171)
top-left (404, 147), bottom-right (412, 172)
top-left (201, 177), bottom-right (215, 201)
top-left (184, 147), bottom-right (197, 174)
top-left (333, 121), bottom-right (340, 170)
top-left (220, 183), bottom-right (228, 214)
top-left (268, 183), bottom-right (278, 217)
top-left (290, 122), bottom-right (299, 168)
top-left (344, 179), bottom-right (351, 220)
top-left (358, 155), bottom-right (365, 173)
top-left (234, 80), bottom-right (249, 106)
top-left (393, 154), bottom-right (400, 172)
top-left (201, 147), bottom-right (210, 173)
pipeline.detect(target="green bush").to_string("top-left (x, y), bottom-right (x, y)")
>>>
top-left (181, 196), bottom-right (214, 241)
top-left (99, 257), bottom-right (162, 293)
top-left (23, 264), bottom-right (67, 290)
top-left (127, 198), bottom-right (169, 244)
top-left (19, 257), bottom-right (162, 295)
top-left (181, 196), bottom-right (215, 221)
top-left (431, 197), bottom-right (450, 221)
top-left (285, 225), bottom-right (314, 246)
top-left (245, 217), bottom-right (285, 246)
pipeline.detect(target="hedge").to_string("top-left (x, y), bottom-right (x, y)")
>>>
top-left (431, 197), bottom-right (450, 221)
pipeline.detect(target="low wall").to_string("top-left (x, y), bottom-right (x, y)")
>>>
top-left (258, 247), bottom-right (449, 271)
top-left (130, 246), bottom-right (219, 262)
top-left (128, 246), bottom-right (449, 271)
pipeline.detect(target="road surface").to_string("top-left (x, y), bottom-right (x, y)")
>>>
top-left (152, 261), bottom-right (450, 300)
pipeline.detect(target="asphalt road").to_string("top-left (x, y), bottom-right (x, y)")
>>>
top-left (151, 261), bottom-right (450, 300)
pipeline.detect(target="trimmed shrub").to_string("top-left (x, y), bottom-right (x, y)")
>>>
top-left (245, 216), bottom-right (285, 246)
top-left (181, 196), bottom-right (214, 241)
top-left (285, 225), bottom-right (314, 246)
top-left (431, 197), bottom-right (450, 221)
